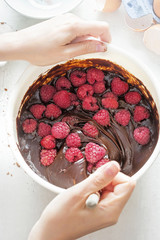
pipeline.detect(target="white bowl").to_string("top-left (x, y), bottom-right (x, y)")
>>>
top-left (7, 44), bottom-right (160, 194)
top-left (4, 0), bottom-right (83, 19)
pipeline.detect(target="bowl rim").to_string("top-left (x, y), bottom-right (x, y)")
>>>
top-left (7, 44), bottom-right (160, 193)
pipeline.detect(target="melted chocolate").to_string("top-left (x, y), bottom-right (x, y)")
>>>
top-left (16, 59), bottom-right (159, 189)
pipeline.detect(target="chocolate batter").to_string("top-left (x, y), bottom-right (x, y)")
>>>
top-left (16, 59), bottom-right (159, 188)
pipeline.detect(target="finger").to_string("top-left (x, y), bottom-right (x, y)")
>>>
top-left (70, 35), bottom-right (94, 44)
top-left (114, 180), bottom-right (136, 210)
top-left (101, 173), bottom-right (135, 199)
top-left (75, 161), bottom-right (120, 196)
top-left (102, 172), bottom-right (131, 192)
top-left (75, 20), bottom-right (112, 43)
top-left (63, 40), bottom-right (107, 59)
top-left (101, 179), bottom-right (136, 206)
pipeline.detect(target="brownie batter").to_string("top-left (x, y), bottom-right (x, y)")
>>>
top-left (16, 59), bottom-right (159, 188)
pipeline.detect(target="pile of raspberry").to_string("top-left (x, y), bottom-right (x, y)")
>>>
top-left (22, 67), bottom-right (151, 167)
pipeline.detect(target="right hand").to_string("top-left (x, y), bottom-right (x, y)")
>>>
top-left (28, 161), bottom-right (136, 240)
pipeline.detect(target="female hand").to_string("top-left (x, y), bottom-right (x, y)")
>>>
top-left (28, 161), bottom-right (136, 240)
top-left (0, 13), bottom-right (111, 66)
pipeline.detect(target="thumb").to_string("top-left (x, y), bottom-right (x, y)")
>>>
top-left (77, 161), bottom-right (120, 196)
top-left (63, 40), bottom-right (107, 59)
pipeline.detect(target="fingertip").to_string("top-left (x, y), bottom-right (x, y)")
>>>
top-left (96, 42), bottom-right (107, 52)
top-left (103, 161), bottom-right (120, 178)
top-left (129, 179), bottom-right (136, 191)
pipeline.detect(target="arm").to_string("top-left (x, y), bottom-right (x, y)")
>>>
top-left (0, 13), bottom-right (111, 66)
top-left (28, 161), bottom-right (136, 240)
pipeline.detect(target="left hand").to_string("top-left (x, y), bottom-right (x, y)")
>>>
top-left (0, 13), bottom-right (111, 66)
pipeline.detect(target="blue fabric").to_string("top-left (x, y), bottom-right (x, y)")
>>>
top-left (122, 0), bottom-right (160, 23)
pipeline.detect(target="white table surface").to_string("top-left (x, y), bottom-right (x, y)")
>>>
top-left (0, 0), bottom-right (160, 239)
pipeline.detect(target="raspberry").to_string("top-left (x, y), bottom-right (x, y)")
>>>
top-left (85, 142), bottom-right (106, 163)
top-left (103, 92), bottom-right (118, 100)
top-left (62, 116), bottom-right (78, 126)
top-left (94, 81), bottom-right (106, 94)
top-left (51, 122), bottom-right (70, 139)
top-left (82, 96), bottom-right (99, 111)
top-left (111, 77), bottom-right (129, 96)
top-left (133, 126), bottom-right (150, 145)
top-left (65, 147), bottom-right (83, 162)
top-left (87, 68), bottom-right (104, 84)
top-left (115, 109), bottom-right (131, 126)
top-left (22, 119), bottom-right (37, 133)
top-left (69, 93), bottom-right (77, 102)
top-left (70, 70), bottom-right (86, 87)
top-left (95, 158), bottom-right (110, 168)
top-left (40, 135), bottom-right (56, 149)
top-left (66, 133), bottom-right (81, 148)
top-left (93, 109), bottom-right (110, 126)
top-left (40, 149), bottom-right (57, 166)
top-left (87, 163), bottom-right (94, 173)
top-left (82, 122), bottom-right (99, 138)
top-left (38, 122), bottom-right (51, 137)
top-left (102, 97), bottom-right (118, 109)
top-left (56, 77), bottom-right (71, 91)
top-left (40, 85), bottom-right (56, 103)
top-left (45, 104), bottom-right (62, 119)
top-left (72, 101), bottom-right (80, 106)
top-left (134, 106), bottom-right (150, 122)
top-left (77, 84), bottom-right (94, 100)
top-left (30, 104), bottom-right (46, 119)
top-left (53, 90), bottom-right (71, 109)
top-left (125, 91), bottom-right (141, 105)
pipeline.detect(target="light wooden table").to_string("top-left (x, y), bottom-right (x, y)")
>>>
top-left (0, 0), bottom-right (160, 239)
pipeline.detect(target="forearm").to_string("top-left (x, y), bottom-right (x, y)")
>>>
top-left (28, 218), bottom-right (66, 240)
top-left (0, 31), bottom-right (25, 61)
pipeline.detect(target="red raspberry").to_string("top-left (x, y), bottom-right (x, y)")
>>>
top-left (65, 147), bottom-right (83, 162)
top-left (134, 106), bottom-right (150, 122)
top-left (40, 149), bottom-right (57, 166)
top-left (103, 92), bottom-right (118, 100)
top-left (51, 122), bottom-right (70, 139)
top-left (53, 90), bottom-right (71, 109)
top-left (62, 116), bottom-right (78, 126)
top-left (72, 101), bottom-right (80, 106)
top-left (40, 85), bottom-right (56, 103)
top-left (93, 109), bottom-right (110, 126)
top-left (93, 81), bottom-right (106, 94)
top-left (85, 142), bottom-right (106, 163)
top-left (66, 133), bottom-right (81, 148)
top-left (133, 126), bottom-right (150, 145)
top-left (30, 104), bottom-right (46, 119)
top-left (70, 70), bottom-right (86, 87)
top-left (95, 158), bottom-right (110, 168)
top-left (102, 97), bottom-right (118, 109)
top-left (111, 77), bottom-right (129, 96)
top-left (82, 122), bottom-right (99, 138)
top-left (82, 96), bottom-right (99, 111)
top-left (125, 91), bottom-right (141, 105)
top-left (87, 68), bottom-right (104, 84)
top-left (87, 163), bottom-right (94, 173)
top-left (115, 109), bottom-right (131, 126)
top-left (38, 122), bottom-right (51, 137)
top-left (69, 93), bottom-right (77, 102)
top-left (45, 104), bottom-right (62, 119)
top-left (77, 84), bottom-right (94, 100)
top-left (40, 135), bottom-right (56, 149)
top-left (22, 119), bottom-right (37, 133)
top-left (56, 77), bottom-right (71, 91)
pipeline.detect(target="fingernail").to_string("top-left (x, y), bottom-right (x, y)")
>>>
top-left (96, 43), bottom-right (107, 52)
top-left (104, 161), bottom-right (120, 177)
